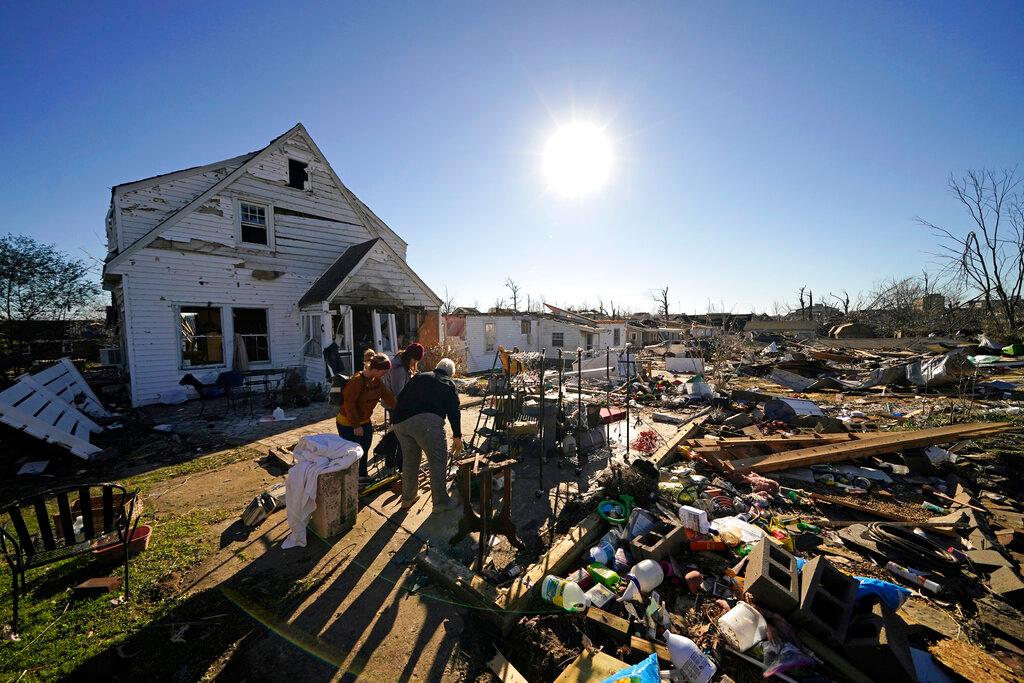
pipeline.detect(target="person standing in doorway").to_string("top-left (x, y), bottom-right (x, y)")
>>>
top-left (391, 358), bottom-right (463, 511)
top-left (337, 352), bottom-right (397, 477)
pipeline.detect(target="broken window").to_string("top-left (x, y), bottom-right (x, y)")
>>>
top-left (288, 159), bottom-right (309, 190)
top-left (233, 308), bottom-right (270, 363)
top-left (552, 331), bottom-right (565, 347)
top-left (484, 322), bottom-right (496, 352)
top-left (180, 306), bottom-right (224, 368)
top-left (302, 314), bottom-right (322, 359)
top-left (239, 202), bottom-right (269, 245)
top-left (521, 320), bottom-right (531, 334)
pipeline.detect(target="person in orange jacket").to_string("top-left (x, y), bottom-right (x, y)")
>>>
top-left (337, 352), bottom-right (397, 476)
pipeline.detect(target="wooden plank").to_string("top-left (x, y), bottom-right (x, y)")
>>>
top-left (488, 650), bottom-right (529, 683)
top-left (898, 599), bottom-right (960, 639)
top-left (729, 423), bottom-right (1013, 473)
top-left (553, 651), bottom-right (630, 683)
top-left (414, 547), bottom-right (502, 610)
top-left (929, 638), bottom-right (1016, 683)
top-left (586, 606), bottom-right (629, 635)
top-left (500, 513), bottom-right (605, 610)
top-left (649, 412), bottom-right (710, 468)
top-left (629, 635), bottom-right (671, 662)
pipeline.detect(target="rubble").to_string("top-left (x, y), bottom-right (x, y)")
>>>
top-left (417, 333), bottom-right (1024, 682)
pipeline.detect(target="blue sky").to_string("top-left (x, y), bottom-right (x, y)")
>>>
top-left (2, 1), bottom-right (1022, 314)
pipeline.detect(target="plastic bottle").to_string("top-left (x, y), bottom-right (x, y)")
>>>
top-left (540, 575), bottom-right (588, 612)
top-left (586, 563), bottom-right (621, 589)
top-left (886, 562), bottom-right (941, 594)
top-left (589, 540), bottom-right (614, 565)
top-left (618, 559), bottom-right (665, 602)
top-left (613, 547), bottom-right (630, 574)
top-left (665, 632), bottom-right (717, 683)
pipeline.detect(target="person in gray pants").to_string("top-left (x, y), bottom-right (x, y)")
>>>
top-left (391, 358), bottom-right (463, 511)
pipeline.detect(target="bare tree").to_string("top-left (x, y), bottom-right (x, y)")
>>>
top-left (808, 290), bottom-right (814, 320)
top-left (830, 290), bottom-right (850, 316)
top-left (798, 286), bottom-right (807, 319)
top-left (491, 298), bottom-right (507, 312)
top-left (922, 168), bottom-right (1024, 334)
top-left (441, 286), bottom-right (456, 315)
top-left (504, 278), bottom-right (521, 312)
top-left (649, 286), bottom-right (670, 319)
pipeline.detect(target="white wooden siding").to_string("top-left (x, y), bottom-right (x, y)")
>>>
top-left (111, 129), bottom-right (435, 404)
top-left (461, 316), bottom-right (589, 372)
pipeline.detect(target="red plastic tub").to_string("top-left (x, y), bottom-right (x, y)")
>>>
top-left (92, 525), bottom-right (153, 563)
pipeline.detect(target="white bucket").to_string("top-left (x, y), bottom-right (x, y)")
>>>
top-left (717, 602), bottom-right (767, 652)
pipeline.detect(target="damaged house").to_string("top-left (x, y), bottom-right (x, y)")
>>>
top-left (103, 124), bottom-right (441, 406)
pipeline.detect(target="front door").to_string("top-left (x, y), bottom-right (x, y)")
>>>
top-left (373, 310), bottom-right (398, 355)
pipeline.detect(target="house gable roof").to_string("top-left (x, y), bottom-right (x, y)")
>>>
top-left (298, 238), bottom-right (380, 307)
top-left (298, 237), bottom-right (441, 309)
top-left (105, 123), bottom-right (406, 273)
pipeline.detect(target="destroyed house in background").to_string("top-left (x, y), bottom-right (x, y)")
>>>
top-left (102, 124), bottom-right (442, 406)
top-left (447, 306), bottom-right (611, 373)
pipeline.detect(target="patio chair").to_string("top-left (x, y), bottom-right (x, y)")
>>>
top-left (0, 483), bottom-right (140, 636)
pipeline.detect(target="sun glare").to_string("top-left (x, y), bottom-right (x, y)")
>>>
top-left (542, 121), bottom-right (613, 198)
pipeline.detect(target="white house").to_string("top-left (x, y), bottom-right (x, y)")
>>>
top-left (103, 124), bottom-right (442, 406)
top-left (447, 310), bottom-right (605, 373)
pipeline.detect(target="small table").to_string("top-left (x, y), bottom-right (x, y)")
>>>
top-left (241, 368), bottom-right (287, 409)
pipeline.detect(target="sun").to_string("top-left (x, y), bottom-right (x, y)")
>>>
top-left (542, 121), bottom-right (613, 198)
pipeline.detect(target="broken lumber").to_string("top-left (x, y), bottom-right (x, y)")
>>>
top-left (488, 650), bottom-right (529, 683)
top-left (499, 513), bottom-right (605, 619)
top-left (728, 422), bottom-right (1013, 473)
top-left (586, 606), bottom-right (629, 635)
top-left (630, 635), bottom-right (671, 662)
top-left (929, 638), bottom-right (1017, 683)
top-left (414, 547), bottom-right (502, 618)
top-left (649, 411), bottom-right (710, 468)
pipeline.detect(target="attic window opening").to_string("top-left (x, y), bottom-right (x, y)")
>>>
top-left (239, 202), bottom-right (269, 245)
top-left (288, 159), bottom-right (309, 190)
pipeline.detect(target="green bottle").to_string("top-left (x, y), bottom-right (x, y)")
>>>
top-left (587, 563), bottom-right (621, 589)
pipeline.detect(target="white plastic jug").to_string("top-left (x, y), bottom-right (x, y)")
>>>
top-left (619, 559), bottom-right (665, 602)
top-left (717, 602), bottom-right (768, 651)
top-left (540, 575), bottom-right (588, 612)
top-left (665, 632), bottom-right (717, 683)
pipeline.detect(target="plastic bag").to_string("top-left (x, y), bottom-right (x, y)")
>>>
top-left (853, 576), bottom-right (912, 610)
top-left (763, 641), bottom-right (816, 677)
top-left (601, 653), bottom-right (660, 683)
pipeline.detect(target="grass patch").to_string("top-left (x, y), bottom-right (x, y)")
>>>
top-left (120, 446), bottom-right (261, 497)
top-left (0, 508), bottom-right (224, 681)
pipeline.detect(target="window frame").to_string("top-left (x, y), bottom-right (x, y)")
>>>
top-left (484, 322), bottom-right (496, 352)
top-left (232, 307), bottom-right (272, 365)
top-left (551, 331), bottom-right (565, 347)
top-left (302, 313), bottom-right (324, 359)
top-left (178, 305), bottom-right (226, 370)
top-left (287, 158), bottom-right (310, 190)
top-left (235, 199), bottom-right (275, 249)
top-left (521, 319), bottom-right (531, 335)
top-left (613, 328), bottom-right (620, 346)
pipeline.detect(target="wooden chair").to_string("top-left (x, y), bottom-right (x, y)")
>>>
top-left (0, 483), bottom-right (140, 635)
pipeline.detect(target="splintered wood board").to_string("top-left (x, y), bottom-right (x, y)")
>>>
top-left (728, 422), bottom-right (1013, 473)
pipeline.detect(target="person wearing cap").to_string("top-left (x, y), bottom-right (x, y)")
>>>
top-left (391, 358), bottom-right (463, 511)
top-left (385, 342), bottom-right (424, 398)
top-left (337, 352), bottom-right (397, 477)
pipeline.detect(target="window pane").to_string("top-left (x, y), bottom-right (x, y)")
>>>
top-left (241, 225), bottom-right (268, 245)
top-left (181, 306), bottom-right (223, 366)
top-left (241, 203), bottom-right (266, 226)
top-left (233, 308), bottom-right (268, 335)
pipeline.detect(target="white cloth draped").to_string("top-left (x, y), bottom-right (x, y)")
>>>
top-left (281, 434), bottom-right (361, 549)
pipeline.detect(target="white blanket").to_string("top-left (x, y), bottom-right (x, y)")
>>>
top-left (281, 434), bottom-right (361, 549)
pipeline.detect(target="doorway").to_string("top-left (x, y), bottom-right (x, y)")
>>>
top-left (351, 306), bottom-right (374, 366)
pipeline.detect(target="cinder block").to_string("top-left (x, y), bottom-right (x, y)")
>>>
top-left (631, 521), bottom-right (687, 561)
top-left (310, 464), bottom-right (359, 538)
top-left (844, 597), bottom-right (915, 681)
top-left (795, 556), bottom-right (858, 645)
top-left (743, 538), bottom-right (799, 614)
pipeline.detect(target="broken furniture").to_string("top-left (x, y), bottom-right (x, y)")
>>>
top-left (0, 483), bottom-right (140, 634)
top-left (450, 455), bottom-right (524, 572)
top-left (0, 358), bottom-right (109, 459)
